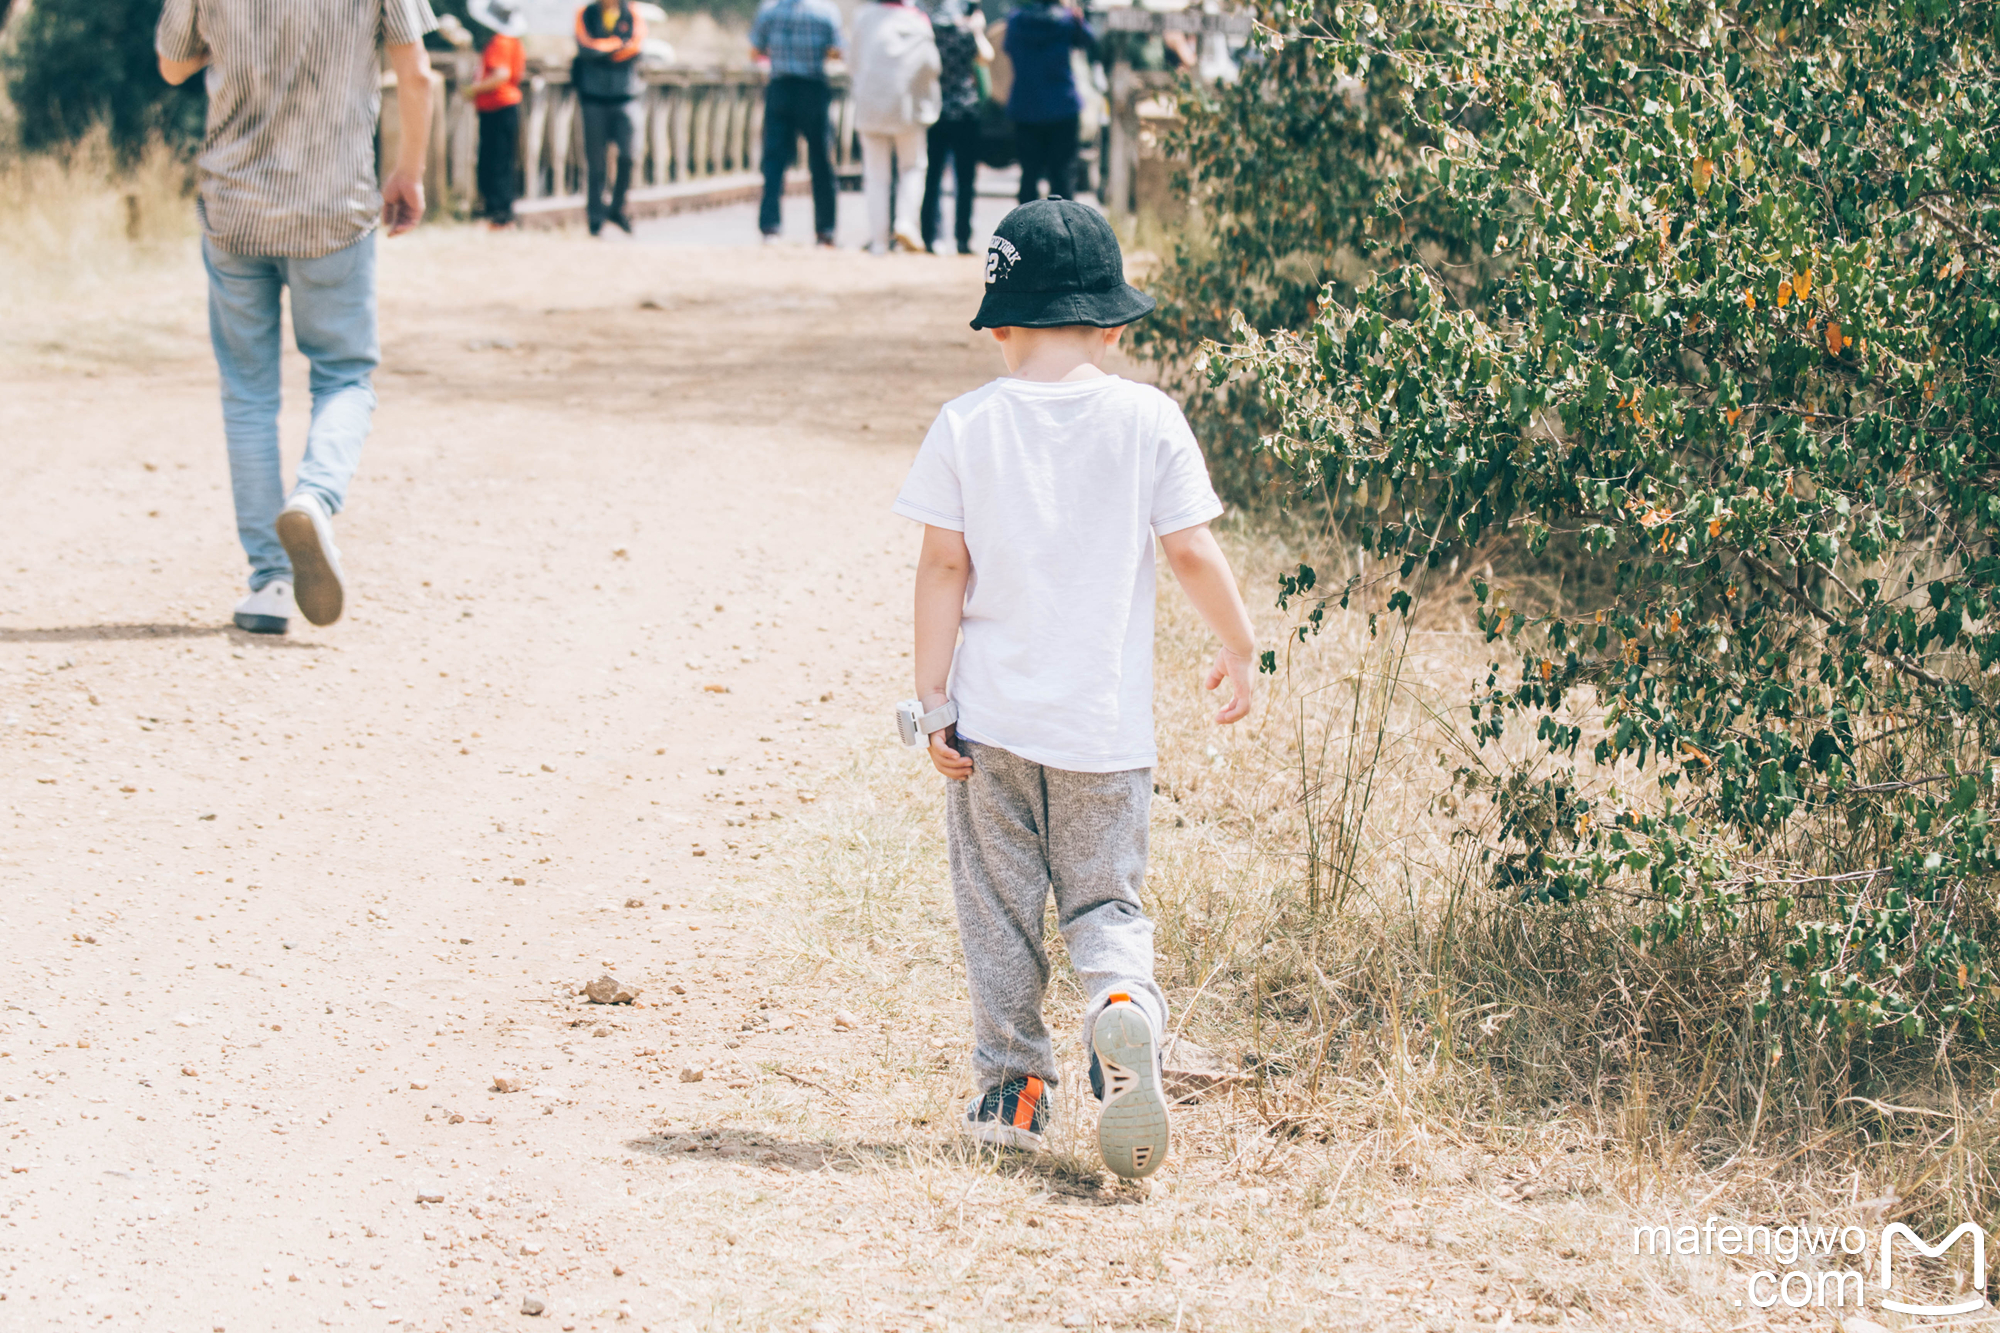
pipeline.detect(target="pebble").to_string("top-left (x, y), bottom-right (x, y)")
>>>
top-left (624, 897), bottom-right (644, 908)
top-left (520, 1242), bottom-right (545, 1256)
top-left (584, 975), bottom-right (639, 1005)
top-left (415, 1186), bottom-right (445, 1204)
top-left (832, 1010), bottom-right (860, 1031)
top-left (521, 1295), bottom-right (546, 1316)
top-left (678, 1065), bottom-right (704, 1083)
top-left (492, 1075), bottom-right (524, 1093)
top-left (1840, 1321), bottom-right (1891, 1333)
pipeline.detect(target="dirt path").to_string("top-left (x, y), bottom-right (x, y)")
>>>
top-left (0, 231), bottom-right (1003, 1331)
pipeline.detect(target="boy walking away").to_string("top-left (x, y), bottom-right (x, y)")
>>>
top-left (157, 0), bottom-right (438, 636)
top-left (850, 0), bottom-right (940, 254)
top-left (574, 0), bottom-right (646, 236)
top-left (468, 0), bottom-right (528, 228)
top-left (894, 200), bottom-right (1257, 1179)
top-left (749, 0), bottom-right (844, 246)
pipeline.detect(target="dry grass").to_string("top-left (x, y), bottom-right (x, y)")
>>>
top-left (688, 516), bottom-right (2000, 1331)
top-left (0, 134), bottom-right (208, 370)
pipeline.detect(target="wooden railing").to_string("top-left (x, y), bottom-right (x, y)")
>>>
top-left (393, 60), bottom-right (858, 219)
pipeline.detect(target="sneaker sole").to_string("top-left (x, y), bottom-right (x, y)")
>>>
top-left (232, 611), bottom-right (288, 635)
top-left (276, 506), bottom-right (343, 626)
top-left (961, 1119), bottom-right (1046, 1152)
top-left (1094, 1004), bottom-right (1169, 1180)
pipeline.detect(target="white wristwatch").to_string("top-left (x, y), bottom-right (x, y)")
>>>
top-left (896, 699), bottom-right (958, 747)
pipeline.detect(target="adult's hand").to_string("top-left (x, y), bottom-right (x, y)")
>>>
top-left (382, 169), bottom-right (426, 236)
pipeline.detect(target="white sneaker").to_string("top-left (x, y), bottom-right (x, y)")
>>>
top-left (232, 581), bottom-right (294, 635)
top-left (1093, 996), bottom-right (1170, 1180)
top-left (276, 492), bottom-right (345, 626)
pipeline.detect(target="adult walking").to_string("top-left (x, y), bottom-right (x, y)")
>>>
top-left (851, 0), bottom-right (941, 254)
top-left (1004, 0), bottom-right (1093, 203)
top-left (574, 0), bottom-right (646, 236)
top-left (156, 0), bottom-right (437, 636)
top-left (468, 0), bottom-right (528, 229)
top-left (750, 0), bottom-right (844, 245)
top-left (917, 0), bottom-right (992, 255)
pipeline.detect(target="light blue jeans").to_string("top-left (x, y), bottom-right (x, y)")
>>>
top-left (202, 232), bottom-right (379, 592)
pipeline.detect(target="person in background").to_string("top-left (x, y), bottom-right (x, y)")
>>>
top-left (574, 0), bottom-right (645, 236)
top-left (467, 0), bottom-right (528, 229)
top-left (1004, 0), bottom-right (1093, 203)
top-left (750, 0), bottom-right (844, 245)
top-left (157, 0), bottom-right (437, 636)
top-left (851, 0), bottom-right (940, 254)
top-left (918, 0), bottom-right (992, 255)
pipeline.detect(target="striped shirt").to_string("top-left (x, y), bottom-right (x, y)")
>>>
top-left (157, 0), bottom-right (439, 259)
top-left (749, 0), bottom-right (843, 80)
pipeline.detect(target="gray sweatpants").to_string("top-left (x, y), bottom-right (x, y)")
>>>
top-left (944, 739), bottom-right (1168, 1092)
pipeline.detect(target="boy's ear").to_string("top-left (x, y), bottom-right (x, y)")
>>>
top-left (989, 327), bottom-right (1012, 343)
top-left (1104, 325), bottom-right (1126, 346)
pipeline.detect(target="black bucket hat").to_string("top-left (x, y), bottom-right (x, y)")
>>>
top-left (970, 198), bottom-right (1157, 331)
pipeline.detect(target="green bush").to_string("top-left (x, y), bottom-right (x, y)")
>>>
top-left (1221, 0), bottom-right (2000, 1050)
top-left (4, 0), bottom-right (204, 158)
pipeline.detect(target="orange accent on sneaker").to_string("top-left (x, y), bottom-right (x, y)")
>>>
top-left (1013, 1076), bottom-right (1043, 1130)
top-left (1107, 992), bottom-right (1131, 1004)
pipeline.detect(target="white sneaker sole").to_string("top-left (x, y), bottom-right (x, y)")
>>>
top-left (276, 500), bottom-right (344, 626)
top-left (1094, 1001), bottom-right (1169, 1180)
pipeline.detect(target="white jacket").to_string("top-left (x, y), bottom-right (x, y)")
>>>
top-left (849, 2), bottom-right (942, 133)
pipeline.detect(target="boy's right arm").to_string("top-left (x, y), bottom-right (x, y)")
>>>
top-left (1160, 523), bottom-right (1257, 724)
top-left (914, 524), bottom-right (974, 780)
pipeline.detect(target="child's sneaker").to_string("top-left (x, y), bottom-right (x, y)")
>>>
top-left (1092, 996), bottom-right (1170, 1179)
top-left (961, 1074), bottom-right (1050, 1151)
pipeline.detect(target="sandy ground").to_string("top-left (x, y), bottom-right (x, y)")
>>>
top-left (0, 228), bottom-right (1006, 1331)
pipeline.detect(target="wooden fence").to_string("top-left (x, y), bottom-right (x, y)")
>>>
top-left (390, 59), bottom-right (858, 223)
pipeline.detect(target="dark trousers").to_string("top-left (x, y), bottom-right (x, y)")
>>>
top-left (921, 112), bottom-right (980, 250)
top-left (759, 75), bottom-right (838, 238)
top-left (476, 104), bottom-right (520, 224)
top-left (580, 97), bottom-right (637, 228)
top-left (1015, 115), bottom-right (1079, 203)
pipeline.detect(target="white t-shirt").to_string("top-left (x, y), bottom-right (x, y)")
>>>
top-left (892, 375), bottom-right (1223, 773)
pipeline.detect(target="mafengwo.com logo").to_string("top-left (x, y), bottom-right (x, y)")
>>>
top-left (1632, 1217), bottom-right (1987, 1314)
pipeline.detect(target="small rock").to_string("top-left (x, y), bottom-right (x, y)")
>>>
top-left (624, 897), bottom-right (644, 908)
top-left (678, 1065), bottom-right (705, 1083)
top-left (584, 975), bottom-right (639, 1005)
top-left (415, 1186), bottom-right (445, 1204)
top-left (492, 1075), bottom-right (524, 1093)
top-left (521, 1295), bottom-right (546, 1316)
top-left (520, 1242), bottom-right (545, 1256)
top-left (611, 1265), bottom-right (624, 1277)
top-left (671, 983), bottom-right (687, 995)
top-left (181, 1066), bottom-right (198, 1077)
top-left (832, 1010), bottom-right (860, 1031)
top-left (1161, 1036), bottom-right (1246, 1102)
top-left (540, 763), bottom-right (556, 773)
top-left (1840, 1320), bottom-right (1891, 1333)
top-left (1060, 1315), bottom-right (1088, 1329)
top-left (593, 1026), bottom-right (611, 1038)
top-left (408, 1081), bottom-right (428, 1091)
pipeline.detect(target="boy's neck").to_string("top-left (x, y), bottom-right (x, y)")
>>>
top-left (996, 325), bottom-right (1119, 383)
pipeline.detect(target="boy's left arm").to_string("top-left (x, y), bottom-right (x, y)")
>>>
top-left (914, 524), bottom-right (974, 779)
top-left (1159, 523), bottom-right (1257, 724)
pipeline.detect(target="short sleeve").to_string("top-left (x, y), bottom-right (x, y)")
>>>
top-left (749, 5), bottom-right (771, 48)
top-left (156, 0), bottom-right (208, 62)
top-left (1149, 398), bottom-right (1223, 536)
top-left (382, 0), bottom-right (439, 48)
top-left (892, 413), bottom-right (965, 531)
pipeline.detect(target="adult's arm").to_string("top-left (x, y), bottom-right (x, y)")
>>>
top-left (156, 0), bottom-right (209, 84)
top-left (383, 40), bottom-right (433, 235)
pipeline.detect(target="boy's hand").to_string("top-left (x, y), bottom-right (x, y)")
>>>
top-left (1205, 647), bottom-right (1255, 724)
top-left (928, 726), bottom-right (973, 781)
top-left (382, 170), bottom-right (426, 235)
